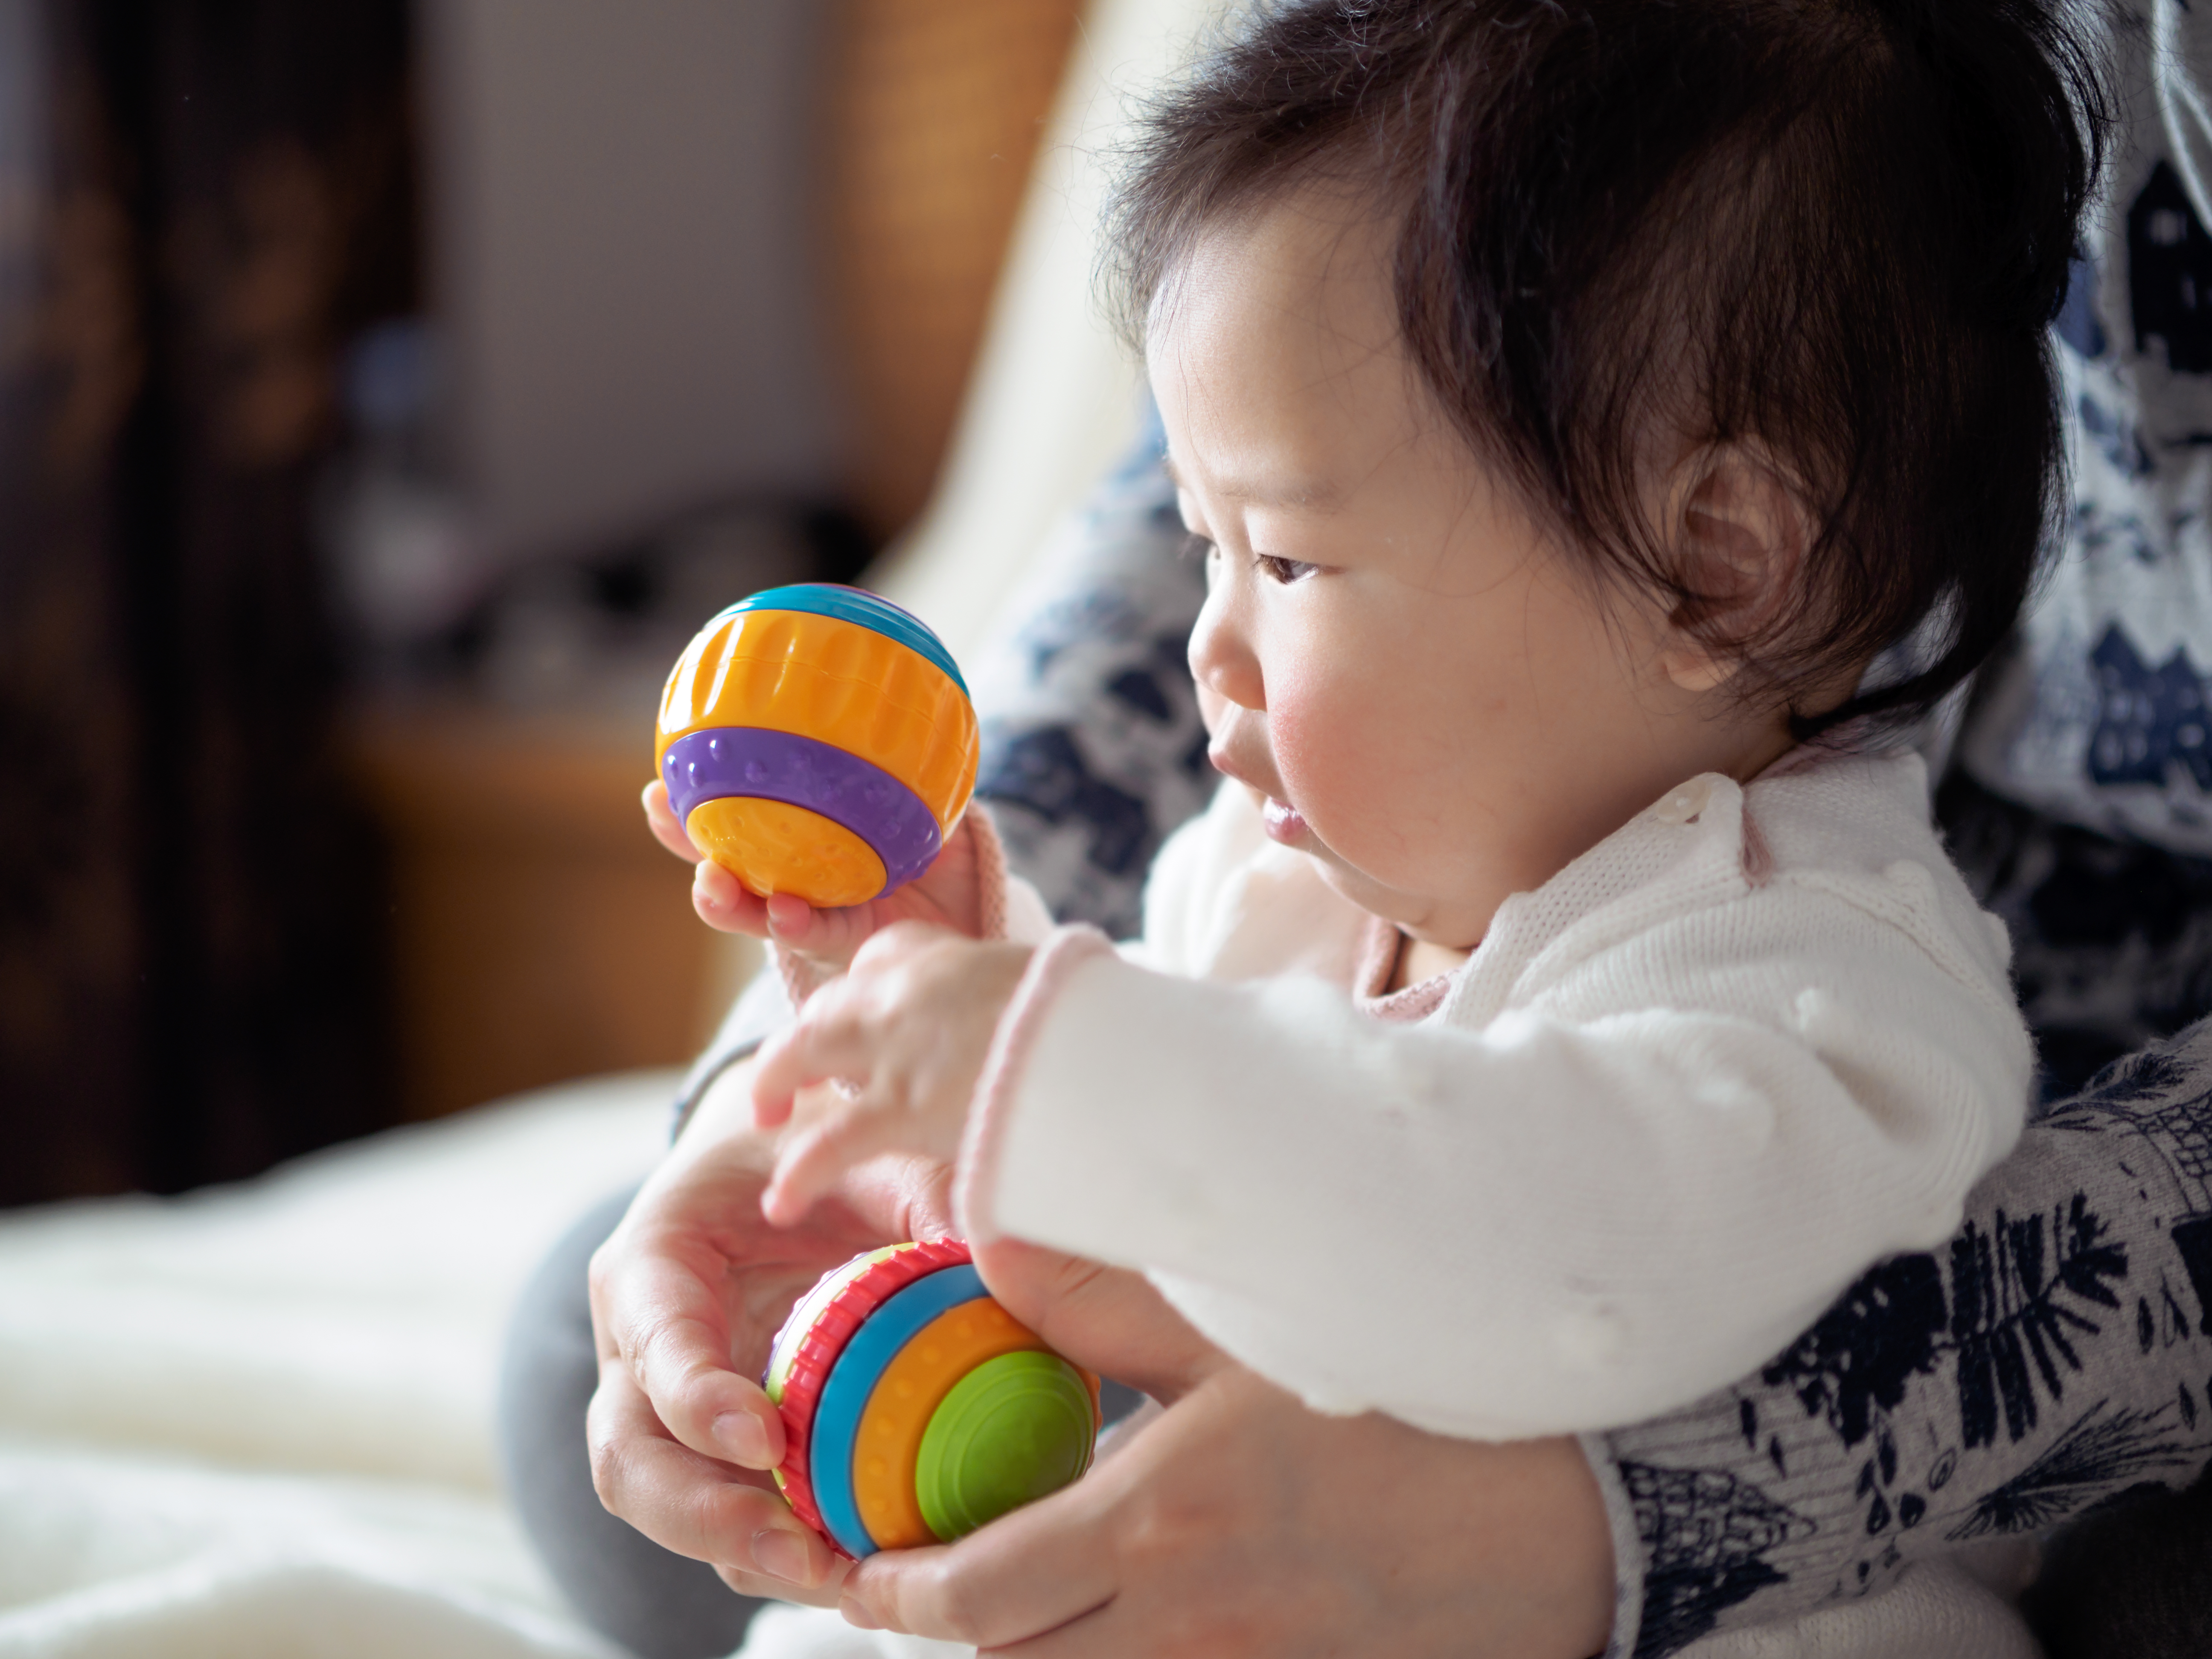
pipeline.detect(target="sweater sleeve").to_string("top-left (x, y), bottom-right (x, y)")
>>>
top-left (1592, 1018), bottom-right (2212, 1657)
top-left (960, 869), bottom-right (2032, 1440)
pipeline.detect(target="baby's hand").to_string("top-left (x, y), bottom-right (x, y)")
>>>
top-left (642, 779), bottom-right (987, 970)
top-left (750, 923), bottom-right (1032, 1227)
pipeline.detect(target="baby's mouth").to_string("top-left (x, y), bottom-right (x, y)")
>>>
top-left (1209, 747), bottom-right (1310, 846)
top-left (1261, 796), bottom-right (1310, 846)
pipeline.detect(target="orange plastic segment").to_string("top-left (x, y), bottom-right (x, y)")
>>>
top-left (686, 796), bottom-right (888, 909)
top-left (656, 610), bottom-right (978, 835)
top-left (850, 1298), bottom-right (1048, 1550)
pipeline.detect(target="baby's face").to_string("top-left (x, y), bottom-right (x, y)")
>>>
top-left (1150, 192), bottom-right (1781, 950)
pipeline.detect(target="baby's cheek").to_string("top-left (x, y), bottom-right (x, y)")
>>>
top-left (1279, 662), bottom-right (1478, 884)
top-left (1269, 684), bottom-right (1398, 836)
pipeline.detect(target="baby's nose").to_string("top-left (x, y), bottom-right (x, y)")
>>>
top-left (1188, 599), bottom-right (1265, 712)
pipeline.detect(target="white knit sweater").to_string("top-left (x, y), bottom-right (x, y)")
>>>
top-left (957, 749), bottom-right (2034, 1440)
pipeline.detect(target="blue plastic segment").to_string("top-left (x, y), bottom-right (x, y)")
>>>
top-left (718, 583), bottom-right (968, 696)
top-left (809, 1263), bottom-right (989, 1558)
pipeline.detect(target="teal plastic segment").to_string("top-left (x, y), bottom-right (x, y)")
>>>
top-left (809, 1263), bottom-right (989, 1558)
top-left (716, 583), bottom-right (968, 696)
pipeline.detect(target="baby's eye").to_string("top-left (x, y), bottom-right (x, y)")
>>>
top-left (1257, 554), bottom-right (1319, 584)
top-left (1179, 531), bottom-right (1216, 562)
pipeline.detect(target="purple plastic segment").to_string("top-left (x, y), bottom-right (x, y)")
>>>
top-left (661, 727), bottom-right (943, 893)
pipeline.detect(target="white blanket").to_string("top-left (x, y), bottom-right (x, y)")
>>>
top-left (0, 1075), bottom-right (658, 1658)
top-left (0, 1074), bottom-right (971, 1659)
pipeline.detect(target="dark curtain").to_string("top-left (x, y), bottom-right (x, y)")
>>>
top-left (0, 0), bottom-right (411, 1203)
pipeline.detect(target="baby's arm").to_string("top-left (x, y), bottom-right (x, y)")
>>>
top-left (961, 878), bottom-right (2031, 1441)
top-left (740, 783), bottom-right (1231, 1225)
top-left (749, 924), bottom-right (1035, 1225)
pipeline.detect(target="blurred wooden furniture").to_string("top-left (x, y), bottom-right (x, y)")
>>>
top-left (352, 4), bottom-right (1083, 1122)
top-left (828, 0), bottom-right (1087, 537)
top-left (347, 705), bottom-right (758, 1121)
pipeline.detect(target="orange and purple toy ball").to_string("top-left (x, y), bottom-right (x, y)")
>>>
top-left (763, 1239), bottom-right (1101, 1558)
top-left (655, 584), bottom-right (979, 910)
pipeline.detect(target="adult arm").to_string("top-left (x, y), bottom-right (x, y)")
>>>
top-left (1591, 1017), bottom-right (2212, 1656)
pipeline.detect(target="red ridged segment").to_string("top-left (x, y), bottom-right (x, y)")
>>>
top-left (770, 1237), bottom-right (972, 1541)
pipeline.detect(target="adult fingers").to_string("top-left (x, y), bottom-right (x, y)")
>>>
top-left (642, 780), bottom-right (702, 862)
top-left (978, 1604), bottom-right (1126, 1659)
top-left (973, 1239), bottom-right (1220, 1403)
top-left (585, 1351), bottom-right (840, 1598)
top-left (719, 1555), bottom-right (848, 1608)
top-left (842, 1470), bottom-right (1122, 1647)
top-left (588, 1228), bottom-right (785, 1469)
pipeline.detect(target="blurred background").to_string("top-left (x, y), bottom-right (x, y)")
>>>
top-left (0, 0), bottom-right (1093, 1204)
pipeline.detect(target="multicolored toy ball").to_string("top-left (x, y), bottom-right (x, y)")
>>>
top-left (763, 1240), bottom-right (1100, 1558)
top-left (655, 584), bottom-right (979, 909)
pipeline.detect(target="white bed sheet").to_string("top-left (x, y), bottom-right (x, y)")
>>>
top-left (0, 1073), bottom-right (971, 1659)
top-left (0, 1074), bottom-right (666, 1658)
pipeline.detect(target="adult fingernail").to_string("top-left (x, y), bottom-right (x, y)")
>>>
top-left (752, 1527), bottom-right (812, 1584)
top-left (714, 1411), bottom-right (771, 1465)
top-left (841, 1595), bottom-right (884, 1630)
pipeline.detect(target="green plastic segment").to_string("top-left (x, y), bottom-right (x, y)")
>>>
top-left (914, 1350), bottom-right (1094, 1542)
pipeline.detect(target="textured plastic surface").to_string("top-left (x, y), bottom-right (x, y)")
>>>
top-left (663, 728), bottom-right (942, 896)
top-left (763, 1239), bottom-right (972, 1536)
top-left (914, 1350), bottom-right (1096, 1543)
top-left (765, 1246), bottom-right (903, 1404)
top-left (850, 1298), bottom-right (1048, 1550)
top-left (809, 1265), bottom-right (991, 1558)
top-left (655, 603), bottom-right (976, 836)
top-left (684, 796), bottom-right (889, 909)
top-left (722, 584), bottom-right (967, 695)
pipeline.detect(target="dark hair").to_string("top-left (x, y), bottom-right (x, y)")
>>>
top-left (1108, 0), bottom-right (2111, 736)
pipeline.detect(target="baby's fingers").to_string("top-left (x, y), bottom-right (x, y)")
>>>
top-left (643, 780), bottom-right (702, 863)
top-left (761, 1109), bottom-right (917, 1228)
top-left (751, 1001), bottom-right (873, 1129)
top-left (693, 859), bottom-right (772, 937)
top-left (760, 892), bottom-right (884, 968)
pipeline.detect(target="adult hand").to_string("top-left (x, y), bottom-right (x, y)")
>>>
top-left (585, 1057), bottom-right (954, 1602)
top-left (643, 778), bottom-right (987, 968)
top-left (586, 1062), bottom-right (1228, 1606)
top-left (844, 1362), bottom-right (1617, 1659)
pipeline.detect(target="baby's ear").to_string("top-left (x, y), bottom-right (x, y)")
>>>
top-left (1658, 443), bottom-right (1813, 694)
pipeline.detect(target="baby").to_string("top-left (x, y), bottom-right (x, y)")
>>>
top-left (650, 0), bottom-right (2104, 1651)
